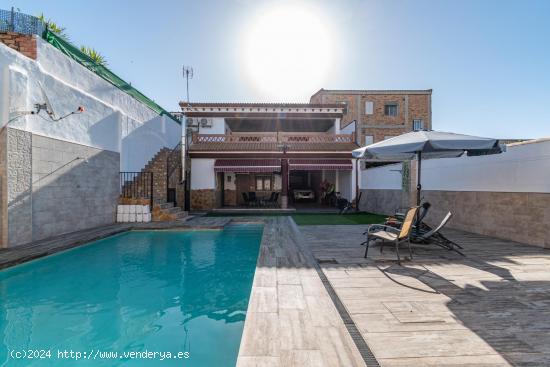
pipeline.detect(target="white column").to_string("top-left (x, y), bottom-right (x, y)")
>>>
top-left (335, 170), bottom-right (340, 192)
top-left (351, 160), bottom-right (356, 199)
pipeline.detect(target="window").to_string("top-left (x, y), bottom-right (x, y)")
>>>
top-left (364, 135), bottom-right (374, 145)
top-left (413, 119), bottom-right (424, 131)
top-left (364, 101), bottom-right (373, 115)
top-left (255, 176), bottom-right (272, 191)
top-left (384, 103), bottom-right (398, 116)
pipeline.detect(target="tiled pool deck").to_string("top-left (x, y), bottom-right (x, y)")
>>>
top-left (2, 217), bottom-right (550, 366)
top-left (302, 225), bottom-right (550, 366)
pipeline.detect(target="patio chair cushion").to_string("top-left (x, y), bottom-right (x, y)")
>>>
top-left (370, 230), bottom-right (398, 241)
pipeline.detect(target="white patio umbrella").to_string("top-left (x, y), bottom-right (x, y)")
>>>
top-left (352, 130), bottom-right (504, 205)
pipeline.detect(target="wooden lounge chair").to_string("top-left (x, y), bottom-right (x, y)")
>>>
top-left (361, 206), bottom-right (419, 265)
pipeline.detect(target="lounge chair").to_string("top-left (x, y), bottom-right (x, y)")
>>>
top-left (388, 202), bottom-right (431, 227)
top-left (361, 206), bottom-right (419, 265)
top-left (411, 212), bottom-right (464, 255)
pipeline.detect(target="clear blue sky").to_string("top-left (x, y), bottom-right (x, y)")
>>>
top-left (2, 0), bottom-right (549, 138)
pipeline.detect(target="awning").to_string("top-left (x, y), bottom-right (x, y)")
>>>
top-left (214, 159), bottom-right (281, 173)
top-left (288, 159), bottom-right (353, 171)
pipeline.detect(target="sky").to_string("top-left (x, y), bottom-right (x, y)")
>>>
top-left (2, 0), bottom-right (549, 139)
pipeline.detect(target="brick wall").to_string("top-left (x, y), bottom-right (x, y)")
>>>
top-left (310, 90), bottom-right (432, 144)
top-left (0, 32), bottom-right (37, 59)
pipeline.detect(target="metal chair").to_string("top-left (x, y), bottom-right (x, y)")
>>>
top-left (263, 192), bottom-right (276, 207)
top-left (361, 206), bottom-right (419, 265)
top-left (241, 192), bottom-right (250, 207)
top-left (248, 192), bottom-right (257, 207)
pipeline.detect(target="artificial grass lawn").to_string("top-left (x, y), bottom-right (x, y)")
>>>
top-left (291, 212), bottom-right (386, 225)
top-left (204, 211), bottom-right (386, 225)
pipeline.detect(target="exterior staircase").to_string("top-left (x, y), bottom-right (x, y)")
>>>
top-left (152, 202), bottom-right (187, 222)
top-left (120, 144), bottom-right (187, 222)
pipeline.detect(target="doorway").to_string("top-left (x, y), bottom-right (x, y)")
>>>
top-left (236, 174), bottom-right (251, 205)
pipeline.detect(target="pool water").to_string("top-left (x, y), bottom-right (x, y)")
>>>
top-left (0, 224), bottom-right (263, 366)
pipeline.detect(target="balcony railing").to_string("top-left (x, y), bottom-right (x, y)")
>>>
top-left (192, 132), bottom-right (356, 144)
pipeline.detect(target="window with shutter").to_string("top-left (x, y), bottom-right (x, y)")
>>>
top-left (365, 101), bottom-right (373, 115)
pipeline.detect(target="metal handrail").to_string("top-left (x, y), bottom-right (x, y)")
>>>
top-left (119, 171), bottom-right (154, 208)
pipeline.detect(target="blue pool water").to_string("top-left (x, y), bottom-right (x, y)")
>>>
top-left (0, 224), bottom-right (263, 366)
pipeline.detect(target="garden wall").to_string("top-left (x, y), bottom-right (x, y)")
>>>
top-left (360, 140), bottom-right (550, 248)
top-left (0, 35), bottom-right (180, 247)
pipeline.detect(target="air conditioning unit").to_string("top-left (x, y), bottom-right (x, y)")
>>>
top-left (199, 118), bottom-right (213, 128)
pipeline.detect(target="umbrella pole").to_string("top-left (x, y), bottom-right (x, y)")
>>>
top-left (416, 151), bottom-right (422, 206)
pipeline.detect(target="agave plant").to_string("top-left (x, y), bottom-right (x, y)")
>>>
top-left (37, 13), bottom-right (69, 40)
top-left (80, 46), bottom-right (108, 67)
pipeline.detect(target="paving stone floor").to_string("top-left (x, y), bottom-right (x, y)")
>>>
top-left (301, 225), bottom-right (550, 366)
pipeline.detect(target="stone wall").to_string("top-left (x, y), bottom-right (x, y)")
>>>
top-left (422, 190), bottom-right (550, 248)
top-left (0, 32), bottom-right (36, 59)
top-left (224, 190), bottom-right (237, 206)
top-left (191, 189), bottom-right (216, 211)
top-left (359, 189), bottom-right (407, 215)
top-left (1, 129), bottom-right (120, 247)
top-left (6, 129), bottom-right (32, 245)
top-left (310, 90), bottom-right (431, 144)
top-left (0, 129), bottom-right (6, 246)
top-left (359, 187), bottom-right (550, 248)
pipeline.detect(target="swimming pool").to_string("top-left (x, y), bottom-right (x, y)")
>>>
top-left (0, 224), bottom-right (263, 366)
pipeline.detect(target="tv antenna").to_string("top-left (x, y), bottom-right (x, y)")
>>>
top-left (182, 66), bottom-right (194, 103)
top-left (35, 81), bottom-right (84, 121)
top-left (38, 81), bottom-right (58, 119)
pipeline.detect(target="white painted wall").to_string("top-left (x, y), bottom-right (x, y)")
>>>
top-left (0, 39), bottom-right (181, 172)
top-left (360, 140), bottom-right (550, 193)
top-left (224, 172), bottom-right (236, 190)
top-left (337, 170), bottom-right (353, 200)
top-left (191, 159), bottom-right (216, 189)
top-left (196, 117), bottom-right (225, 134)
top-left (421, 140), bottom-right (550, 193)
top-left (361, 163), bottom-right (402, 190)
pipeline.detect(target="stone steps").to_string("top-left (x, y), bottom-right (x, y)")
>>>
top-left (151, 202), bottom-right (187, 222)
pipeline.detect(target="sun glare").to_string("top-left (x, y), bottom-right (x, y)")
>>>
top-left (242, 4), bottom-right (333, 101)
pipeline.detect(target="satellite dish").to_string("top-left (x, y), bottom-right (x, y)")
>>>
top-left (38, 81), bottom-right (57, 120)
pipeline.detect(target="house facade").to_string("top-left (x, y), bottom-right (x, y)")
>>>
top-left (180, 103), bottom-right (359, 211)
top-left (310, 89), bottom-right (432, 145)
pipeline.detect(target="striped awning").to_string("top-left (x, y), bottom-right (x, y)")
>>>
top-left (289, 159), bottom-right (353, 171)
top-left (214, 159), bottom-right (281, 173)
